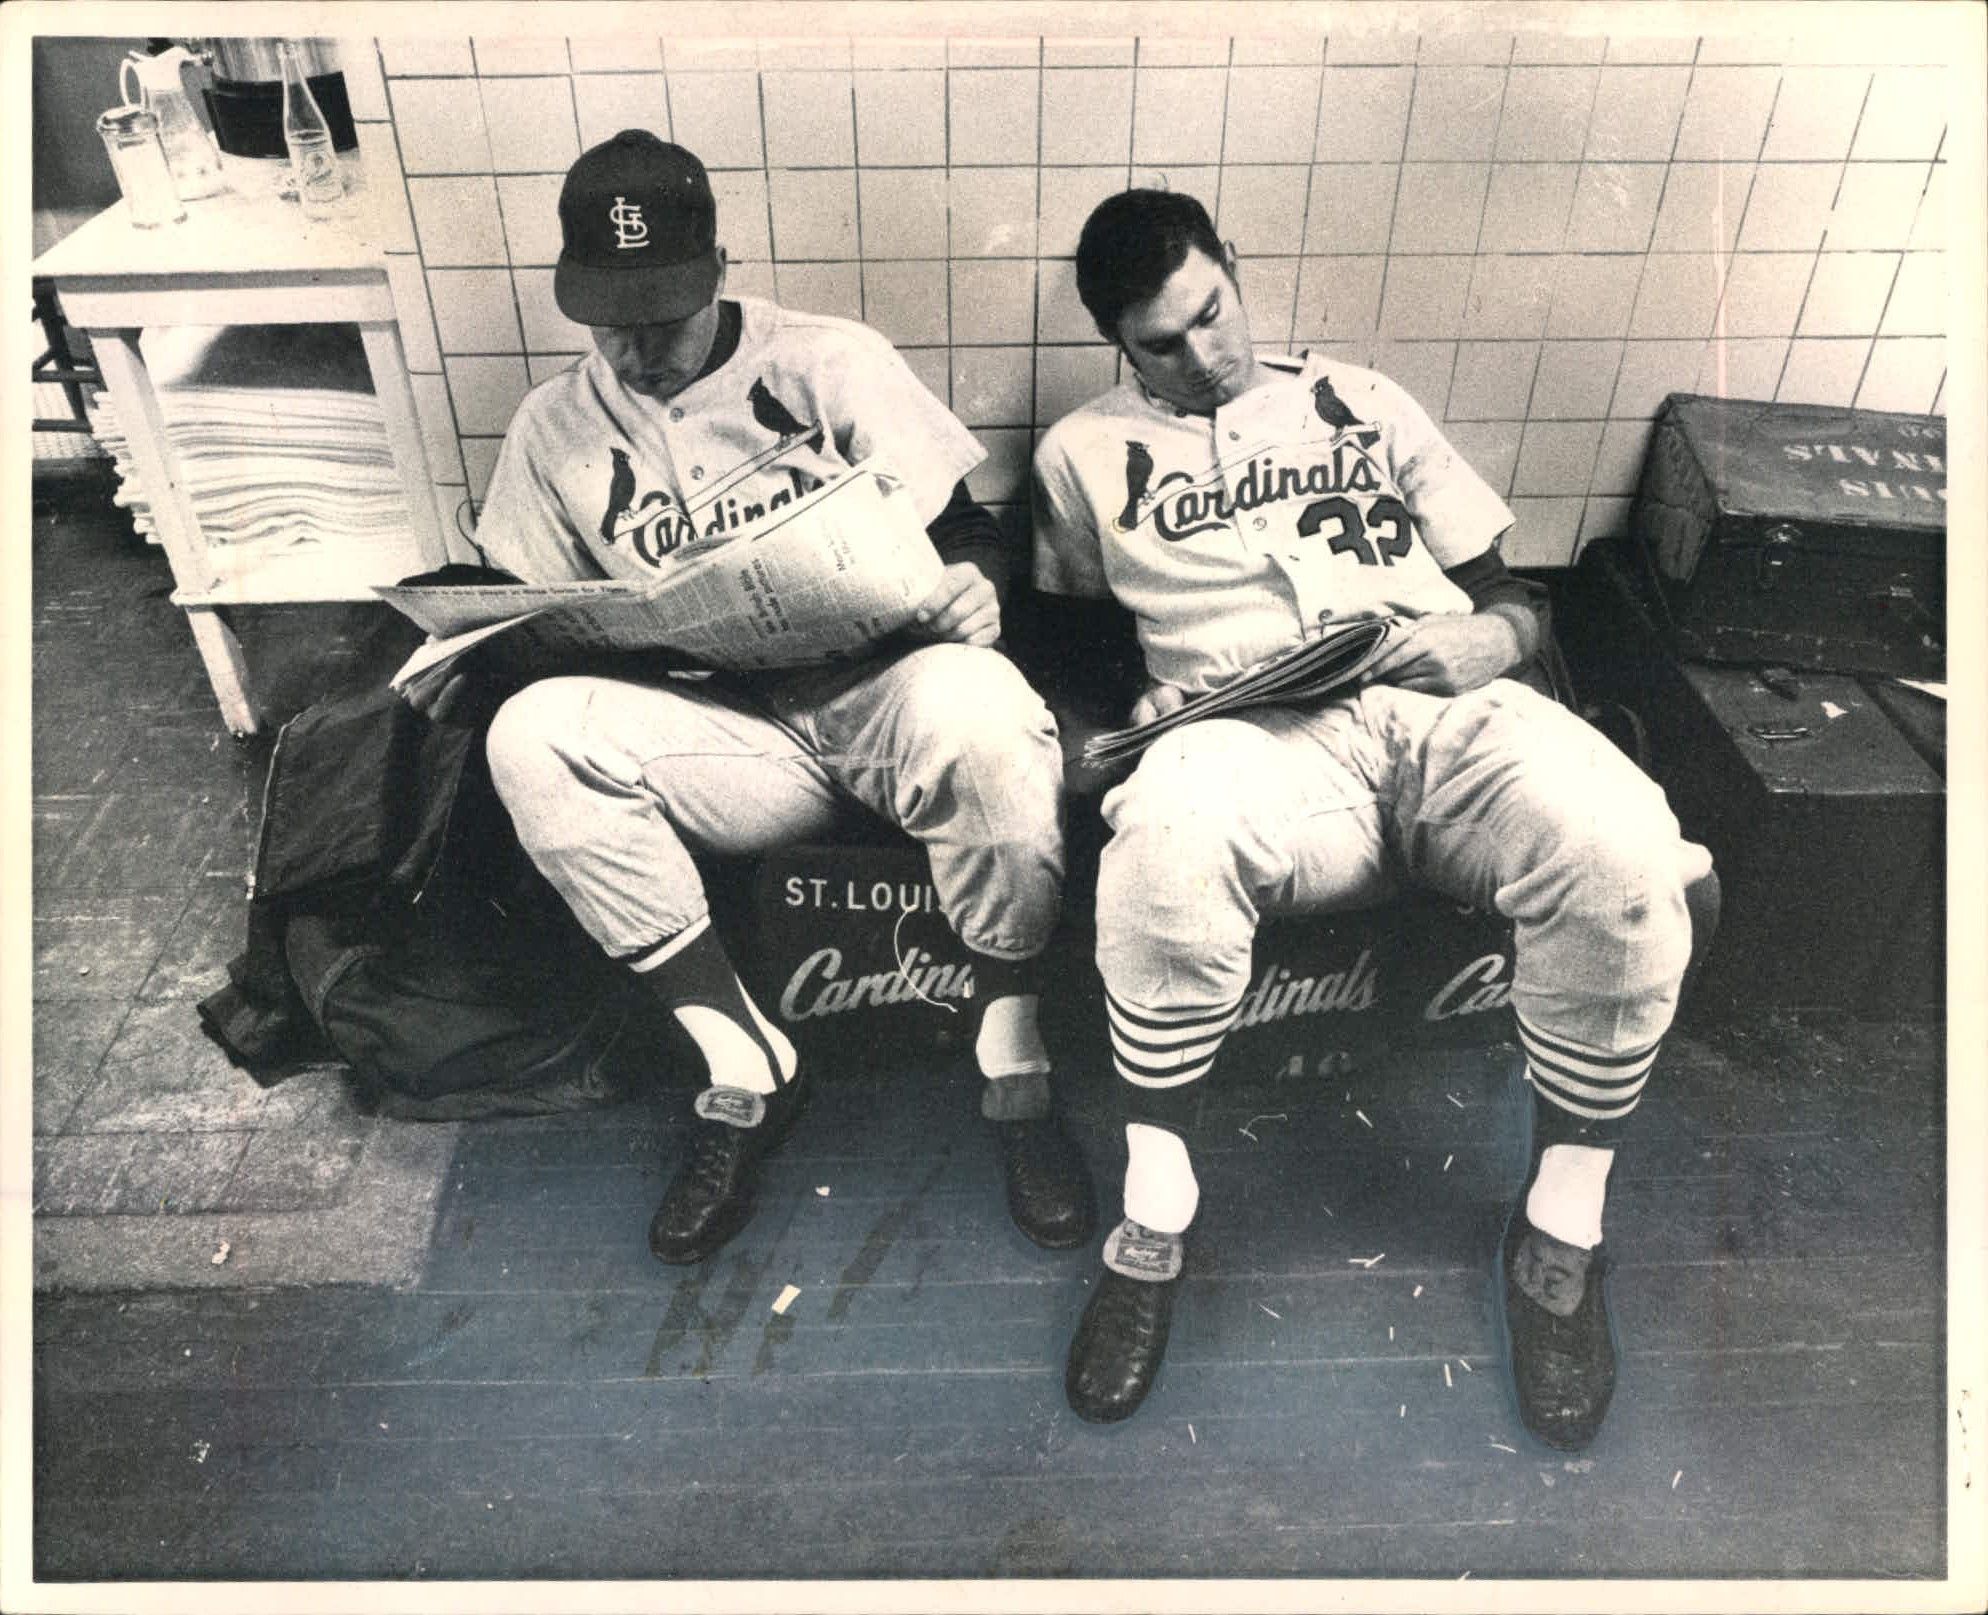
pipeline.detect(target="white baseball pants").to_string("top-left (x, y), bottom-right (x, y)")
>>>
top-left (1095, 677), bottom-right (1712, 1112)
top-left (484, 643), bottom-right (1067, 963)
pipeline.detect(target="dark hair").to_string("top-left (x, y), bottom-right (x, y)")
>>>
top-left (1075, 189), bottom-right (1228, 340)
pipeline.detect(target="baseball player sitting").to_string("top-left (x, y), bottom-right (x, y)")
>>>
top-left (461, 131), bottom-right (1095, 1266)
top-left (1030, 190), bottom-right (1715, 1447)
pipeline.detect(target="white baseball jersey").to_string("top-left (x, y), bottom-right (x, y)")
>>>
top-left (1033, 352), bottom-right (1515, 697)
top-left (475, 295), bottom-right (984, 583)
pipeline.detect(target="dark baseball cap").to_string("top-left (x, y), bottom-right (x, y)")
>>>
top-left (554, 130), bottom-right (721, 326)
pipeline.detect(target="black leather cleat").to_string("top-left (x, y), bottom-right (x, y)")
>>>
top-left (993, 1115), bottom-right (1098, 1249)
top-left (1065, 1221), bottom-right (1181, 1423)
top-left (1500, 1213), bottom-right (1616, 1451)
top-left (648, 1075), bottom-right (809, 1266)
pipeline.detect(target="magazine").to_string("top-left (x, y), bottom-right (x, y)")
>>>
top-left (1080, 617), bottom-right (1396, 767)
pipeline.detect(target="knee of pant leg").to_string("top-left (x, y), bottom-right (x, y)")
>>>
top-left (1590, 811), bottom-right (1691, 912)
top-left (1098, 730), bottom-right (1258, 892)
top-left (1096, 822), bottom-right (1233, 940)
top-left (891, 646), bottom-right (1061, 824)
top-left (1094, 790), bottom-right (1257, 984)
top-left (1558, 813), bottom-right (1698, 987)
top-left (898, 645), bottom-right (1056, 760)
top-left (484, 678), bottom-right (592, 814)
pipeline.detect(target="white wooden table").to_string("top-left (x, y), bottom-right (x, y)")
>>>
top-left (32, 173), bottom-right (445, 735)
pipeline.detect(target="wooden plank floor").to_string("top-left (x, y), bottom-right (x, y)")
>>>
top-left (34, 1016), bottom-right (1945, 1582)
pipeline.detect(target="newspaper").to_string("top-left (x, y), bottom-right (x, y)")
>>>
top-left (379, 458), bottom-right (944, 694)
top-left (1080, 617), bottom-right (1396, 767)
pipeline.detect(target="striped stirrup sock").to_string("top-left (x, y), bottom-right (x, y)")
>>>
top-left (1516, 1012), bottom-right (1660, 1125)
top-left (1105, 985), bottom-right (1244, 1089)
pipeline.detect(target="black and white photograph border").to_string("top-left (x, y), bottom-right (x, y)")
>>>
top-left (3, 0), bottom-right (1985, 1612)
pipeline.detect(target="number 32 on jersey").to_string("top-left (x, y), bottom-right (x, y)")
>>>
top-left (1298, 494), bottom-right (1413, 567)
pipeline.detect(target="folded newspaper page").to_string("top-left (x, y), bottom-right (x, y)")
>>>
top-left (380, 458), bottom-right (944, 692)
top-left (1081, 617), bottom-right (1395, 767)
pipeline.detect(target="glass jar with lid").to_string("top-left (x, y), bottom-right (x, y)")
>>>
top-left (96, 104), bottom-right (187, 229)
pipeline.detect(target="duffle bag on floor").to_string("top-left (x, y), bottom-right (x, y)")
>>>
top-left (199, 677), bottom-right (665, 1120)
top-left (281, 886), bottom-right (652, 1122)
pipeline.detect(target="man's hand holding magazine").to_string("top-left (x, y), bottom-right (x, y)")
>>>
top-left (1080, 615), bottom-right (1397, 768)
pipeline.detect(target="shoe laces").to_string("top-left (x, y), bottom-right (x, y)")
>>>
top-left (1515, 1231), bottom-right (1593, 1317)
top-left (1093, 1271), bottom-right (1167, 1345)
top-left (1000, 1116), bottom-right (1061, 1169)
top-left (678, 1119), bottom-right (751, 1198)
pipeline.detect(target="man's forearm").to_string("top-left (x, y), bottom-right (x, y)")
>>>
top-left (1444, 546), bottom-right (1547, 670)
top-left (1481, 600), bottom-right (1539, 666)
top-left (927, 480), bottom-right (1013, 602)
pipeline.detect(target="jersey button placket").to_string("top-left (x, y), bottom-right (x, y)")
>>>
top-left (1289, 551), bottom-right (1327, 639)
top-left (1214, 410), bottom-right (1248, 548)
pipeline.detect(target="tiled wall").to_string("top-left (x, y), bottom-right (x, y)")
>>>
top-left (337, 28), bottom-right (1951, 568)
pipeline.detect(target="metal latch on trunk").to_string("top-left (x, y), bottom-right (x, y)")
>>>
top-left (1756, 524), bottom-right (1800, 589)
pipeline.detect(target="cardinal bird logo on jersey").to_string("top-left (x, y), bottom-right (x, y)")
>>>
top-left (1116, 440), bottom-right (1154, 532)
top-left (595, 444), bottom-right (697, 563)
top-left (1314, 377), bottom-right (1381, 448)
top-left (598, 446), bottom-right (637, 544)
top-left (749, 377), bottom-right (825, 455)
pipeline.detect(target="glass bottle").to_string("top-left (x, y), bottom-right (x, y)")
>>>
top-left (280, 41), bottom-right (343, 220)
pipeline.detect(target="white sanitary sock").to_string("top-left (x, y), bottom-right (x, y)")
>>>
top-left (975, 993), bottom-right (1051, 1078)
top-left (673, 1002), bottom-right (796, 1097)
top-left (1525, 1142), bottom-right (1615, 1250)
top-left (1123, 1122), bottom-right (1199, 1234)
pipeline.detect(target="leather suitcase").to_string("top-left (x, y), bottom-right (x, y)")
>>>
top-left (1631, 393), bottom-right (1945, 679)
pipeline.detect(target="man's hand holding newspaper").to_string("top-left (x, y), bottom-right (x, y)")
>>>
top-left (380, 458), bottom-right (944, 703)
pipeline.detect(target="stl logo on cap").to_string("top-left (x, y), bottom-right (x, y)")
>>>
top-left (555, 132), bottom-right (721, 325)
top-left (610, 195), bottom-right (648, 251)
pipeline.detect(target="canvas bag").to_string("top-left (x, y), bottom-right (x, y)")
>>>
top-left (203, 680), bottom-right (658, 1119)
